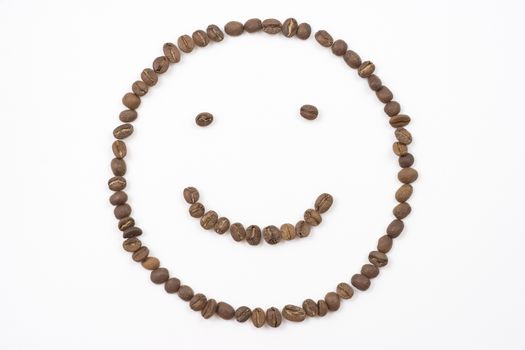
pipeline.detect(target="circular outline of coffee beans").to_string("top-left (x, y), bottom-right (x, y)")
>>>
top-left (110, 17), bottom-right (418, 328)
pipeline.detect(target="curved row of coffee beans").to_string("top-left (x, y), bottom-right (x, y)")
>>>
top-left (183, 187), bottom-right (333, 245)
top-left (108, 17), bottom-right (418, 328)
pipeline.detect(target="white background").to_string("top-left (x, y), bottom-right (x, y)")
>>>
top-left (1, 0), bottom-right (524, 349)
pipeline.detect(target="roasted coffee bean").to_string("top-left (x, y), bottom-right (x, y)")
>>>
top-left (142, 256), bottom-right (160, 270)
top-left (123, 237), bottom-right (142, 252)
top-left (224, 21), bottom-right (244, 36)
top-left (378, 235), bottom-right (393, 253)
top-left (177, 35), bottom-right (194, 53)
top-left (216, 302), bottom-right (235, 320)
top-left (201, 298), bottom-right (218, 319)
top-left (351, 273), bottom-right (371, 291)
top-left (282, 18), bottom-right (298, 37)
top-left (395, 128), bottom-right (412, 145)
top-left (385, 101), bottom-right (401, 116)
top-left (123, 226), bottom-right (142, 239)
top-left (108, 176), bottom-right (126, 191)
top-left (110, 191), bottom-right (127, 205)
top-left (122, 93), bottom-right (140, 110)
top-left (358, 61), bottom-right (375, 78)
top-left (263, 225), bottom-right (282, 245)
top-left (200, 210), bottom-right (218, 230)
top-left (389, 114), bottom-right (411, 127)
top-left (153, 56), bottom-right (169, 74)
top-left (369, 251), bottom-right (388, 267)
top-left (315, 30), bottom-right (333, 47)
top-left (393, 142), bottom-right (408, 156)
top-left (296, 23), bottom-right (311, 39)
top-left (336, 282), bottom-right (354, 299)
top-left (246, 225), bottom-right (262, 245)
top-left (368, 74), bottom-right (383, 91)
top-left (164, 277), bottom-right (181, 293)
top-left (295, 220), bottom-right (311, 238)
top-left (280, 223), bottom-right (296, 240)
top-left (215, 217), bottom-right (230, 234)
top-left (395, 184), bottom-right (413, 203)
top-left (235, 306), bottom-right (252, 322)
top-left (300, 104), bottom-right (318, 120)
top-left (163, 42), bottom-right (181, 63)
top-left (112, 140), bottom-right (127, 159)
top-left (282, 305), bottom-right (306, 322)
top-left (190, 294), bottom-right (207, 311)
top-left (304, 209), bottom-right (322, 226)
top-left (266, 307), bottom-right (282, 327)
top-left (119, 109), bottom-right (137, 122)
top-left (386, 219), bottom-right (404, 238)
top-left (244, 18), bottom-right (262, 33)
top-left (150, 268), bottom-right (169, 284)
top-left (361, 264), bottom-right (380, 279)
top-left (132, 80), bottom-right (148, 96)
top-left (315, 193), bottom-right (333, 213)
top-left (331, 39), bottom-right (347, 56)
top-left (376, 86), bottom-right (393, 103)
top-left (183, 187), bottom-right (199, 204)
top-left (192, 30), bottom-right (209, 47)
top-left (141, 68), bottom-right (158, 86)
top-left (118, 217), bottom-right (135, 231)
top-left (178, 285), bottom-right (194, 301)
top-left (325, 292), bottom-right (341, 311)
top-left (251, 308), bottom-right (266, 328)
top-left (317, 300), bottom-right (328, 317)
top-left (262, 18), bottom-right (282, 34)
top-left (343, 50), bottom-right (362, 69)
top-left (393, 202), bottom-right (411, 219)
top-left (302, 299), bottom-right (318, 317)
top-left (399, 153), bottom-right (415, 168)
top-left (398, 168), bottom-right (418, 184)
top-left (111, 158), bottom-right (126, 176)
top-left (230, 223), bottom-right (246, 242)
top-left (113, 124), bottom-right (134, 139)
top-left (132, 246), bottom-right (149, 262)
top-left (114, 203), bottom-right (131, 219)
top-left (206, 24), bottom-right (224, 42)
top-left (189, 203), bottom-right (205, 218)
top-left (195, 112), bottom-right (213, 126)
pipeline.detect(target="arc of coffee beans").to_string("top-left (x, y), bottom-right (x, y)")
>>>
top-left (109, 17), bottom-right (418, 328)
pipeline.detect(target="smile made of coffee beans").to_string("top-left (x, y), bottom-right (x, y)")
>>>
top-left (184, 187), bottom-right (332, 245)
top-left (109, 17), bottom-right (418, 328)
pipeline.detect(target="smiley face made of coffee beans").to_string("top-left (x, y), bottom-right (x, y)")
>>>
top-left (109, 18), bottom-right (417, 328)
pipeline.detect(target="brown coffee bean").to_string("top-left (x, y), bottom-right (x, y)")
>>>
top-left (376, 86), bottom-right (393, 103)
top-left (215, 217), bottom-right (230, 234)
top-left (178, 285), bottom-right (194, 301)
top-left (122, 93), bottom-right (140, 110)
top-left (111, 158), bottom-right (126, 176)
top-left (282, 18), bottom-right (298, 37)
top-left (304, 209), bottom-right (322, 226)
top-left (177, 35), bottom-right (194, 53)
top-left (282, 305), bottom-right (306, 322)
top-left (183, 187), bottom-right (199, 204)
top-left (119, 109), bottom-right (137, 123)
top-left (367, 74), bottom-right (383, 91)
top-left (142, 256), bottom-right (160, 270)
top-left (385, 101), bottom-right (401, 116)
top-left (295, 220), bottom-right (311, 238)
top-left (262, 18), bottom-right (282, 34)
top-left (331, 39), bottom-right (347, 56)
top-left (113, 123), bottom-right (134, 139)
top-left (378, 235), bottom-right (393, 253)
top-left (141, 68), bottom-right (158, 86)
top-left (246, 225), bottom-right (262, 245)
top-left (206, 24), bottom-right (224, 42)
top-left (393, 142), bottom-right (408, 156)
top-left (118, 217), bottom-right (134, 231)
top-left (217, 302), bottom-right (235, 320)
top-left (224, 21), bottom-right (244, 36)
top-left (110, 190), bottom-right (127, 205)
top-left (336, 282), bottom-right (354, 299)
top-left (114, 203), bottom-right (131, 219)
top-left (280, 223), bottom-right (296, 240)
top-left (123, 226), bottom-right (142, 239)
top-left (300, 104), bottom-right (318, 120)
top-left (201, 299), bottom-right (217, 319)
top-left (266, 307), bottom-right (282, 328)
top-left (132, 80), bottom-right (148, 96)
top-left (195, 112), bottom-right (213, 127)
top-left (200, 210), bottom-right (218, 230)
top-left (164, 277), bottom-right (181, 293)
top-left (343, 50), bottom-right (362, 69)
top-left (244, 18), bottom-right (262, 33)
top-left (263, 225), bottom-right (282, 245)
top-left (251, 308), bottom-right (266, 328)
top-left (395, 128), bottom-right (412, 145)
top-left (108, 176), bottom-right (126, 191)
top-left (351, 273), bottom-right (371, 291)
top-left (190, 293), bottom-right (207, 311)
top-left (230, 223), bottom-right (246, 242)
top-left (387, 219), bottom-right (404, 238)
top-left (192, 30), bottom-right (209, 47)
top-left (317, 300), bottom-right (328, 317)
top-left (369, 251), bottom-right (388, 267)
top-left (296, 23), bottom-right (311, 39)
top-left (395, 184), bottom-right (413, 203)
top-left (398, 167), bottom-right (418, 184)
top-left (393, 202), bottom-right (411, 219)
top-left (235, 306), bottom-right (252, 322)
top-left (189, 202), bottom-right (205, 218)
top-left (112, 140), bottom-right (127, 159)
top-left (325, 292), bottom-right (340, 311)
top-left (132, 246), bottom-right (149, 262)
top-left (123, 237), bottom-right (142, 252)
top-left (163, 42), bottom-right (181, 63)
top-left (389, 114), bottom-right (411, 127)
top-left (358, 61), bottom-right (375, 78)
top-left (302, 299), bottom-right (318, 317)
top-left (315, 193), bottom-right (333, 213)
top-left (150, 268), bottom-right (169, 284)
top-left (399, 153), bottom-right (415, 168)
top-left (315, 30), bottom-right (333, 47)
top-left (153, 56), bottom-right (169, 74)
top-left (361, 264), bottom-right (380, 279)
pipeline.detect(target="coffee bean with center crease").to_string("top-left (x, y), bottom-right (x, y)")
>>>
top-left (344, 50), bottom-right (362, 69)
top-left (189, 202), bottom-right (205, 218)
top-left (361, 264), bottom-right (380, 278)
top-left (216, 302), bottom-right (235, 320)
top-left (315, 193), bottom-right (333, 213)
top-left (351, 273), bottom-right (371, 291)
top-left (389, 114), bottom-right (411, 127)
top-left (224, 21), bottom-right (244, 36)
top-left (110, 191), bottom-right (127, 205)
top-left (282, 305), bottom-right (306, 322)
top-left (378, 235), bottom-right (393, 253)
top-left (114, 203), bottom-right (131, 219)
top-left (195, 112), bottom-right (213, 127)
top-left (183, 187), bottom-right (199, 204)
top-left (315, 30), bottom-right (333, 47)
top-left (295, 220), bottom-right (311, 238)
top-left (393, 142), bottom-right (408, 156)
top-left (304, 209), bottom-right (322, 226)
top-left (108, 176), bottom-right (126, 191)
top-left (122, 93), bottom-right (140, 110)
top-left (386, 219), bottom-right (404, 238)
top-left (369, 251), bottom-right (388, 267)
top-left (368, 74), bottom-right (383, 91)
top-left (215, 217), bottom-right (230, 234)
top-left (132, 80), bottom-right (148, 96)
top-left (141, 68), bottom-right (158, 86)
top-left (331, 39), bottom-right (347, 56)
top-left (192, 30), bottom-right (209, 47)
top-left (385, 101), bottom-right (401, 116)
top-left (395, 184), bottom-right (413, 203)
top-left (376, 86), bottom-right (393, 103)
top-left (230, 223), bottom-right (246, 242)
top-left (200, 210), bottom-right (218, 230)
top-left (317, 300), bottom-right (328, 317)
top-left (111, 158), bottom-right (126, 176)
top-left (164, 277), bottom-right (181, 293)
top-left (177, 35), bottom-right (194, 53)
top-left (336, 282), bottom-right (354, 299)
top-left (266, 307), bottom-right (282, 327)
top-left (201, 299), bottom-right (217, 319)
top-left (119, 110), bottom-right (137, 123)
top-left (150, 268), bottom-right (169, 284)
top-left (280, 223), bottom-right (296, 240)
top-left (393, 202), bottom-right (411, 219)
top-left (296, 23), bottom-right (312, 39)
top-left (163, 42), bottom-right (181, 63)
top-left (132, 246), bottom-right (149, 262)
top-left (113, 124), bottom-right (134, 139)
top-left (246, 225), bottom-right (262, 245)
top-left (118, 217), bottom-right (134, 231)
top-left (123, 227), bottom-right (142, 239)
top-left (206, 24), bottom-right (224, 42)
top-left (153, 56), bottom-right (169, 74)
top-left (190, 294), bottom-right (207, 311)
top-left (399, 153), bottom-right (415, 168)
top-left (302, 299), bottom-right (318, 317)
top-left (395, 128), bottom-right (412, 144)
top-left (282, 18), bottom-right (298, 37)
top-left (263, 225), bottom-right (282, 244)
top-left (178, 285), bottom-right (194, 301)
top-left (123, 237), bottom-right (141, 252)
top-left (358, 61), bottom-right (375, 78)
top-left (112, 140), bottom-right (127, 159)
top-left (244, 18), bottom-right (262, 33)
top-left (325, 292), bottom-right (341, 311)
top-left (300, 104), bottom-right (318, 120)
top-left (262, 18), bottom-right (282, 34)
top-left (235, 306), bottom-right (252, 322)
top-left (142, 256), bottom-right (159, 270)
top-left (398, 168), bottom-right (418, 184)
top-left (251, 308), bottom-right (265, 328)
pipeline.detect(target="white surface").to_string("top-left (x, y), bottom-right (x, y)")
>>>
top-left (1, 0), bottom-right (524, 349)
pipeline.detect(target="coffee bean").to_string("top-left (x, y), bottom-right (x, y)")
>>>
top-left (246, 225), bottom-right (262, 245)
top-left (399, 153), bottom-right (415, 168)
top-left (164, 277), bottom-right (181, 293)
top-left (192, 30), bottom-right (209, 47)
top-left (296, 23), bottom-right (311, 39)
top-left (108, 176), bottom-right (126, 191)
top-left (398, 168), bottom-right (418, 184)
top-left (343, 50), bottom-right (362, 69)
top-left (282, 305), bottom-right (306, 322)
top-left (206, 24), bottom-right (224, 42)
top-left (122, 93), bottom-right (140, 110)
top-left (336, 282), bottom-right (354, 299)
top-left (190, 294), bottom-right (207, 311)
top-left (123, 226), bottom-right (142, 239)
top-left (113, 123), bottom-right (134, 139)
top-left (178, 285), bottom-right (194, 301)
top-left (163, 42), bottom-right (181, 63)
top-left (118, 217), bottom-right (134, 231)
top-left (392, 142), bottom-right (408, 156)
top-left (315, 193), bottom-right (333, 213)
top-left (132, 246), bottom-right (149, 262)
top-left (395, 128), bottom-right (412, 145)
top-left (295, 220), bottom-right (311, 238)
top-left (200, 210), bottom-right (218, 230)
top-left (367, 74), bottom-right (383, 91)
top-left (110, 191), bottom-right (127, 205)
top-left (358, 61), bottom-right (375, 78)
top-left (177, 35), bottom-right (194, 53)
top-left (395, 184), bottom-right (413, 203)
top-left (123, 237), bottom-right (142, 252)
top-left (280, 223), bottom-right (296, 240)
top-left (263, 225), bottom-right (282, 245)
top-left (324, 292), bottom-right (340, 311)
top-left (331, 39), bottom-right (347, 56)
top-left (141, 68), bottom-right (158, 86)
top-left (201, 299), bottom-right (217, 319)
top-left (304, 209), bottom-right (322, 226)
top-left (351, 273), bottom-right (371, 291)
top-left (376, 86), bottom-right (393, 103)
top-left (119, 109), bottom-right (137, 123)
top-left (189, 203), bottom-right (205, 218)
top-left (389, 114), bottom-right (411, 127)
top-left (112, 140), bottom-right (127, 159)
top-left (314, 30), bottom-right (333, 47)
top-left (378, 235), bottom-right (393, 253)
top-left (224, 21), bottom-right (244, 36)
top-left (302, 299), bottom-right (318, 317)
top-left (183, 187), bottom-right (199, 204)
top-left (195, 112), bottom-right (213, 127)
top-left (251, 308), bottom-right (266, 328)
top-left (114, 203), bottom-right (131, 219)
top-left (215, 217), bottom-right (230, 234)
top-left (132, 80), bottom-right (148, 96)
top-left (393, 202), bottom-right (411, 219)
top-left (266, 307), bottom-right (282, 327)
top-left (244, 18), bottom-right (262, 33)
top-left (385, 101), bottom-right (401, 116)
top-left (387, 219), bottom-right (404, 238)
top-left (300, 104), bottom-right (318, 120)
top-left (369, 251), bottom-right (388, 267)
top-left (142, 256), bottom-right (160, 270)
top-left (317, 300), bottom-right (328, 317)
top-left (282, 18), bottom-right (298, 37)
top-left (153, 56), bottom-right (169, 74)
top-left (111, 158), bottom-right (126, 176)
top-left (230, 223), bottom-right (246, 242)
top-left (217, 302), bottom-right (235, 320)
top-left (361, 264), bottom-right (379, 279)
top-left (150, 267), bottom-right (169, 284)
top-left (235, 306), bottom-right (252, 322)
top-left (262, 18), bottom-right (282, 34)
